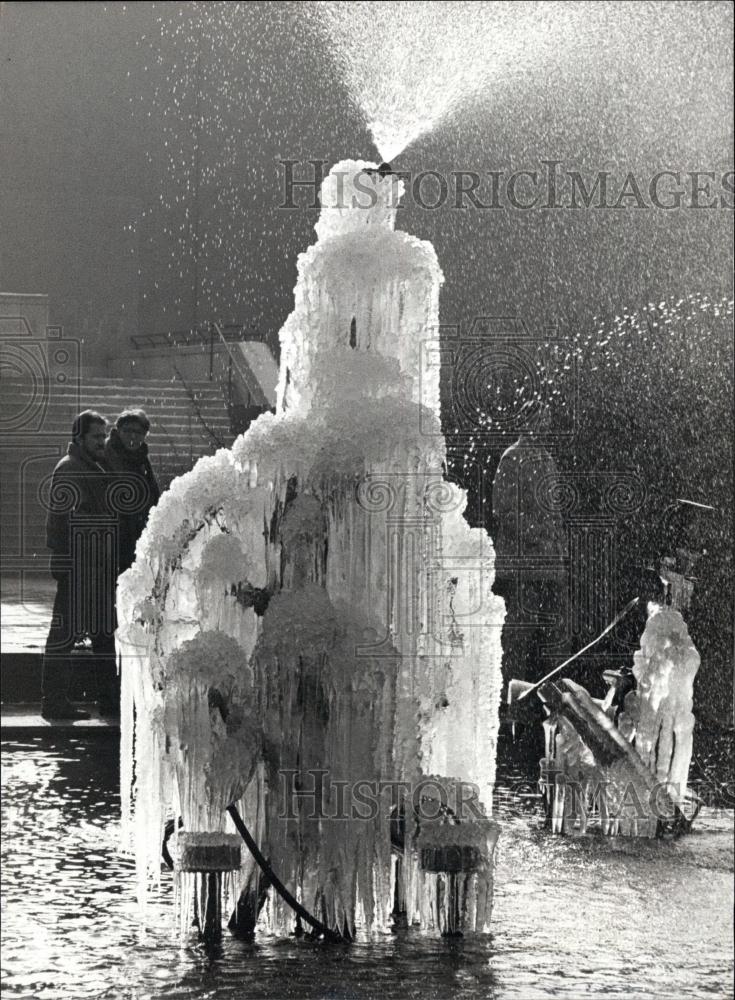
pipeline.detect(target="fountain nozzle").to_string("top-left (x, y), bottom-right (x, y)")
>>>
top-left (365, 161), bottom-right (394, 178)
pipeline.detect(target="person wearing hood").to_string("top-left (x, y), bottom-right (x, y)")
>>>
top-left (104, 409), bottom-right (160, 575)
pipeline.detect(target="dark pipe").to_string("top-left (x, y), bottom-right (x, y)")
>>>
top-left (226, 803), bottom-right (344, 942)
top-left (202, 872), bottom-right (223, 945)
top-left (161, 817), bottom-right (183, 870)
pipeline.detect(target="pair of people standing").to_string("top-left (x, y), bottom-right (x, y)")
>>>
top-left (41, 409), bottom-right (160, 720)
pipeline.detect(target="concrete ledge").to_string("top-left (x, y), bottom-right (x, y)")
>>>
top-left (1, 703), bottom-right (119, 730)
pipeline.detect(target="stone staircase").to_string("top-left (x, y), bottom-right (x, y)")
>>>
top-left (1, 374), bottom-right (235, 567)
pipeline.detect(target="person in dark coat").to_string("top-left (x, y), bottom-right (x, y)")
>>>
top-left (42, 410), bottom-right (118, 719)
top-left (103, 409), bottom-right (160, 575)
top-left (491, 410), bottom-right (566, 763)
top-left (491, 421), bottom-right (566, 688)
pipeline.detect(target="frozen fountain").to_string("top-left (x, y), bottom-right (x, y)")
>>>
top-left (117, 161), bottom-right (505, 940)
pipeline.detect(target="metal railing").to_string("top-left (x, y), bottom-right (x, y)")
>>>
top-left (172, 363), bottom-right (228, 450)
top-left (130, 323), bottom-right (265, 352)
top-left (131, 322), bottom-right (272, 436)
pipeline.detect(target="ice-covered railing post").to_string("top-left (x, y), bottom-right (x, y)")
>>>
top-left (117, 160), bottom-right (505, 940)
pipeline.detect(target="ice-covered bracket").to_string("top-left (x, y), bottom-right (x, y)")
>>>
top-left (117, 160), bottom-right (505, 939)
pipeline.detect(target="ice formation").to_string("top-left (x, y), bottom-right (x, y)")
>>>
top-left (620, 606), bottom-right (700, 798)
top-left (117, 161), bottom-right (505, 938)
top-left (540, 603), bottom-right (700, 837)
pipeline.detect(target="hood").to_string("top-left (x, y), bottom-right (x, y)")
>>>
top-left (105, 427), bottom-right (150, 465)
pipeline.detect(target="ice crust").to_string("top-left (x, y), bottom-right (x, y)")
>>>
top-left (118, 161), bottom-right (504, 937)
top-left (623, 606), bottom-right (700, 795)
top-left (542, 604), bottom-right (700, 837)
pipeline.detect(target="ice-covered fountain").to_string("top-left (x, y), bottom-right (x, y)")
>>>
top-left (117, 161), bottom-right (505, 940)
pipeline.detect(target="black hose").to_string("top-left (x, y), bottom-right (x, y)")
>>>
top-left (161, 817), bottom-right (182, 870)
top-left (226, 803), bottom-right (344, 942)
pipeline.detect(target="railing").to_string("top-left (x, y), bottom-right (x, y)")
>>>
top-left (132, 322), bottom-right (272, 436)
top-left (207, 322), bottom-right (253, 405)
top-left (130, 323), bottom-right (265, 352)
top-left (172, 363), bottom-right (228, 450)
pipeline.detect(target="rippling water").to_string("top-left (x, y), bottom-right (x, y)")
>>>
top-left (1, 734), bottom-right (732, 1000)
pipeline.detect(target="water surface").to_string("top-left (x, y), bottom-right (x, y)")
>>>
top-left (1, 735), bottom-right (732, 1000)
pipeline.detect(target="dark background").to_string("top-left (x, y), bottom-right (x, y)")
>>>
top-left (1, 3), bottom-right (731, 360)
top-left (1, 2), bottom-right (733, 730)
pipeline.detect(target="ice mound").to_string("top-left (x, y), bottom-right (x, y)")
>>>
top-left (623, 606), bottom-right (700, 796)
top-left (315, 158), bottom-right (404, 238)
top-left (118, 160), bottom-right (504, 938)
top-left (540, 605), bottom-right (701, 837)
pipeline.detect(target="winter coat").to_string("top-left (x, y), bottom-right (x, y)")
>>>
top-left (103, 429), bottom-right (161, 573)
top-left (46, 443), bottom-right (115, 559)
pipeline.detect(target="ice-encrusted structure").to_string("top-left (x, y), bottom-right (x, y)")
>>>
top-left (619, 605), bottom-right (700, 797)
top-left (541, 603), bottom-right (700, 837)
top-left (117, 161), bottom-right (505, 938)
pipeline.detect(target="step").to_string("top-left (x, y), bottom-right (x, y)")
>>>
top-left (1, 376), bottom-right (225, 389)
top-left (1, 397), bottom-right (231, 411)
top-left (1, 374), bottom-right (236, 561)
top-left (0, 429), bottom-right (233, 451)
top-left (1, 425), bottom-right (232, 441)
top-left (1, 583), bottom-right (120, 705)
top-left (2, 384), bottom-right (231, 402)
top-left (1, 704), bottom-right (119, 730)
top-left (0, 649), bottom-right (107, 703)
top-left (1, 583), bottom-right (116, 699)
top-left (1, 401), bottom-right (233, 421)
top-left (0, 422), bottom-right (233, 439)
top-left (1, 409), bottom-right (233, 427)
top-left (1, 384), bottom-right (230, 404)
top-left (1, 380), bottom-right (231, 396)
